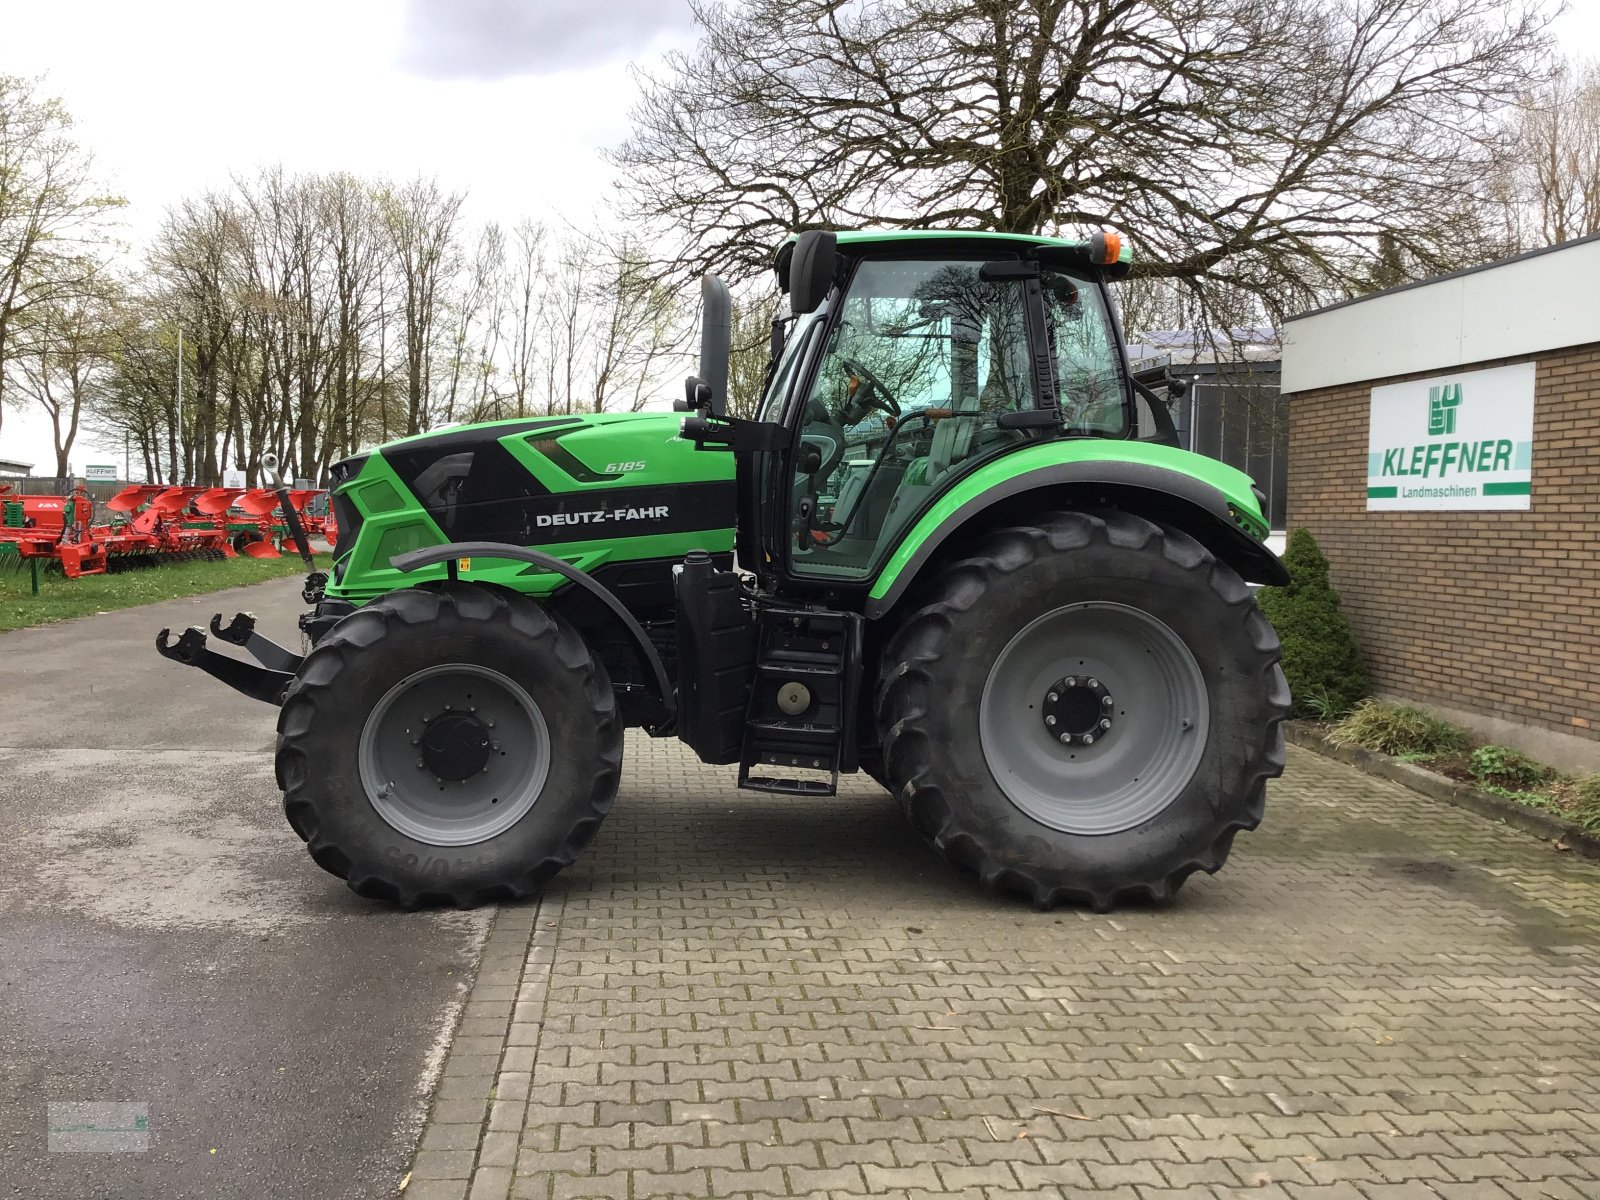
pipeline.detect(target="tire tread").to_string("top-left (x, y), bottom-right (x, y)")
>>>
top-left (876, 510), bottom-right (1289, 911)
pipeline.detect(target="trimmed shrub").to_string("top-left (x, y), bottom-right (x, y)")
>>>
top-left (1329, 699), bottom-right (1468, 757)
top-left (1568, 774), bottom-right (1600, 831)
top-left (1255, 528), bottom-right (1370, 718)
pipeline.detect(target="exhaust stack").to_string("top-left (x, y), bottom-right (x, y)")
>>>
top-left (699, 275), bottom-right (731, 418)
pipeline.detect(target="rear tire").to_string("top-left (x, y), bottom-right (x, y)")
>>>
top-left (275, 583), bottom-right (622, 908)
top-left (876, 510), bottom-right (1288, 911)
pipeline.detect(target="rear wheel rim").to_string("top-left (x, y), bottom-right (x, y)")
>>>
top-left (979, 601), bottom-right (1209, 835)
top-left (359, 664), bottom-right (550, 847)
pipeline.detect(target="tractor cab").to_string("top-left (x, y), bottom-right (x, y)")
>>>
top-left (676, 230), bottom-right (1198, 598)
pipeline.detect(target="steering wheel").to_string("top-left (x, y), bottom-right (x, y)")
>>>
top-left (838, 356), bottom-right (901, 424)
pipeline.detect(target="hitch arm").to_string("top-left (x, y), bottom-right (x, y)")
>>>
top-left (156, 626), bottom-right (296, 706)
top-left (209, 611), bottom-right (304, 674)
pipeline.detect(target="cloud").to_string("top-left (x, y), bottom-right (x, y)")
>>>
top-left (400, 0), bottom-right (698, 78)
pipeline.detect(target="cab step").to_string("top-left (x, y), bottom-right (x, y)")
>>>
top-left (737, 604), bottom-right (862, 797)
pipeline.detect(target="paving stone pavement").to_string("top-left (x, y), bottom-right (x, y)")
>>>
top-left (401, 740), bottom-right (1600, 1200)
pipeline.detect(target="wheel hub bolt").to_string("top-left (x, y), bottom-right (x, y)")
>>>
top-left (1041, 674), bottom-right (1114, 745)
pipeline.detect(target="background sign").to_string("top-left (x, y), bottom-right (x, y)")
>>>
top-left (84, 464), bottom-right (118, 482)
top-left (1367, 362), bottom-right (1534, 510)
top-left (223, 469), bottom-right (247, 489)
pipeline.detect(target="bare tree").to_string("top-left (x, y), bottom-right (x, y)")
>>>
top-left (1496, 57), bottom-right (1600, 250)
top-left (319, 172), bottom-right (386, 468)
top-left (588, 238), bottom-right (686, 413)
top-left (614, 0), bottom-right (1553, 322)
top-left (380, 176), bottom-right (466, 435)
top-left (9, 268), bottom-right (120, 475)
top-left (151, 190), bottom-right (246, 484)
top-left (501, 218), bottom-right (548, 417)
top-left (440, 221), bottom-right (506, 424)
top-left (725, 288), bottom-right (778, 419)
top-left (0, 76), bottom-right (122, 436)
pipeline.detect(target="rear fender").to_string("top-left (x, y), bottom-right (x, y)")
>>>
top-left (864, 461), bottom-right (1287, 619)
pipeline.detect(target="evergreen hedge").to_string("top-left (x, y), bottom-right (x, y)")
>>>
top-left (1255, 527), bottom-right (1370, 718)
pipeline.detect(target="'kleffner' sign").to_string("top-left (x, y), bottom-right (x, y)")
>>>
top-left (1366, 362), bottom-right (1534, 511)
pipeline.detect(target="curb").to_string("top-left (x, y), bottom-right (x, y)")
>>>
top-left (1285, 720), bottom-right (1600, 862)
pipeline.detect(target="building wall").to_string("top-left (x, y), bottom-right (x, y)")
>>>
top-left (1287, 341), bottom-right (1600, 768)
top-left (1282, 234), bottom-right (1600, 393)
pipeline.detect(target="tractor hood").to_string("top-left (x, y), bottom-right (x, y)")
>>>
top-left (323, 410), bottom-right (736, 604)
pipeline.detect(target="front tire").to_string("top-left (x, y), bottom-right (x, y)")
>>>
top-left (876, 510), bottom-right (1288, 911)
top-left (275, 583), bottom-right (622, 907)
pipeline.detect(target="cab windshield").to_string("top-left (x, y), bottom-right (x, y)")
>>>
top-left (787, 257), bottom-right (1126, 576)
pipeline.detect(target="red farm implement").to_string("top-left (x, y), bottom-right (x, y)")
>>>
top-left (0, 483), bottom-right (229, 577)
top-left (0, 484), bottom-right (107, 577)
top-left (3, 468), bottom-right (331, 581)
top-left (189, 487), bottom-right (335, 557)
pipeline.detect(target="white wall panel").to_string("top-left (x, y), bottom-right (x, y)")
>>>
top-left (1282, 237), bottom-right (1600, 393)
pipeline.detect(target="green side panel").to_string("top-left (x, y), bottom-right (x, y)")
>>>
top-left (358, 479), bottom-right (404, 513)
top-left (325, 412), bottom-right (735, 606)
top-left (376, 414), bottom-right (582, 452)
top-left (325, 451), bottom-right (450, 601)
top-left (868, 441), bottom-right (1270, 603)
top-left (499, 412), bottom-right (733, 491)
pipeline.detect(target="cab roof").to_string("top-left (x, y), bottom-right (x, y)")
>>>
top-left (783, 228), bottom-right (1133, 267)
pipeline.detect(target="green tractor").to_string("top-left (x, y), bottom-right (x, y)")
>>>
top-left (157, 229), bottom-right (1289, 910)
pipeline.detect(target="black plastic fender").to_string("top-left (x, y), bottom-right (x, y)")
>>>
top-left (390, 541), bottom-right (675, 726)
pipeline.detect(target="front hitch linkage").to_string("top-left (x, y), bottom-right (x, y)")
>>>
top-left (155, 614), bottom-right (299, 706)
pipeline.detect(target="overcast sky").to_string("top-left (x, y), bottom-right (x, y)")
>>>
top-left (1, 0), bottom-right (1596, 472)
top-left (0, 0), bottom-right (699, 471)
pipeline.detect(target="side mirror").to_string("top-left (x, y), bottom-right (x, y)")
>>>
top-left (788, 230), bottom-right (837, 315)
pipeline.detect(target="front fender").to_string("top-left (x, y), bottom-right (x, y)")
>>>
top-left (390, 541), bottom-right (675, 726)
top-left (865, 443), bottom-right (1286, 619)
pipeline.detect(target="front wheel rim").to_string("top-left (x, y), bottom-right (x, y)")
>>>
top-left (978, 600), bottom-right (1209, 835)
top-left (358, 663), bottom-right (550, 847)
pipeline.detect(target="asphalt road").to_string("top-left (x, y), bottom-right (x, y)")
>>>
top-left (0, 578), bottom-right (492, 1199)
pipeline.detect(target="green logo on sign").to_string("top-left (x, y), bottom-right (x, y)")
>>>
top-left (1427, 382), bottom-right (1461, 435)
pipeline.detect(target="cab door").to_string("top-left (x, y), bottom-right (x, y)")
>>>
top-left (779, 256), bottom-right (1126, 583)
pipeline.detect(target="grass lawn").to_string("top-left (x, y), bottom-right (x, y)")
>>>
top-left (0, 552), bottom-right (316, 633)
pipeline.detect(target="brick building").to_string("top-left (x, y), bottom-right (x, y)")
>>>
top-left (1281, 234), bottom-right (1600, 771)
